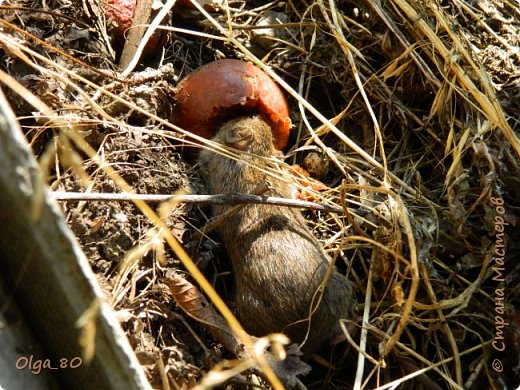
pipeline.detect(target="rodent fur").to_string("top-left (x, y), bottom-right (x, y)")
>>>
top-left (198, 115), bottom-right (355, 353)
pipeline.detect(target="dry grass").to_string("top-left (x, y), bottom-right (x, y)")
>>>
top-left (1, 0), bottom-right (519, 388)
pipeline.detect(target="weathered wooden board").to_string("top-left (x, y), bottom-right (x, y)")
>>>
top-left (0, 87), bottom-right (151, 390)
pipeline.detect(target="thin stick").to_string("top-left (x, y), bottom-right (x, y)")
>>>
top-left (49, 191), bottom-right (364, 215)
top-left (119, 0), bottom-right (154, 70)
top-left (197, 183), bottom-right (270, 237)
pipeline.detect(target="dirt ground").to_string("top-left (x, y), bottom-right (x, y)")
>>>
top-left (1, 0), bottom-right (519, 388)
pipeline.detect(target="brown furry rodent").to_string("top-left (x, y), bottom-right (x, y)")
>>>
top-left (198, 115), bottom-right (356, 353)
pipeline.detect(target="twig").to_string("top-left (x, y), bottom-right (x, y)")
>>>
top-left (198, 183), bottom-right (270, 237)
top-left (119, 0), bottom-right (154, 70)
top-left (49, 190), bottom-right (364, 215)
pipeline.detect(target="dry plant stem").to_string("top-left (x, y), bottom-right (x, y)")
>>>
top-left (453, 0), bottom-right (517, 52)
top-left (121, 0), bottom-right (177, 76)
top-left (445, 126), bottom-right (473, 186)
top-left (158, 25), bottom-right (227, 41)
top-left (432, 257), bottom-right (492, 301)
top-left (354, 263), bottom-right (374, 390)
top-left (391, 0), bottom-right (520, 159)
top-left (421, 264), bottom-right (462, 386)
top-left (189, 1), bottom-right (422, 199)
top-left (340, 184), bottom-right (372, 237)
top-left (464, 354), bottom-right (487, 388)
top-left (377, 357), bottom-right (442, 390)
top-left (167, 371), bottom-right (182, 390)
top-left (377, 47), bottom-right (444, 146)
top-left (66, 132), bottom-right (284, 390)
top-left (393, 356), bottom-right (445, 390)
top-left (503, 0), bottom-right (520, 17)
top-left (293, 63), bottom-right (308, 166)
top-left (49, 190), bottom-right (356, 214)
top-left (0, 26), bottom-right (225, 152)
top-left (364, 0), bottom-right (441, 87)
top-left (230, 21), bottom-right (312, 30)
top-left (0, 69), bottom-right (282, 390)
top-left (413, 249), bottom-right (492, 312)
top-left (165, 271), bottom-right (241, 355)
top-left (380, 192), bottom-right (419, 359)
top-left (0, 6), bottom-right (90, 27)
top-left (176, 314), bottom-right (212, 357)
top-left (321, 0), bottom-right (388, 174)
top-left (156, 351), bottom-right (171, 390)
top-left (194, 360), bottom-right (257, 390)
top-left (84, 0), bottom-right (117, 59)
top-left (119, 0), bottom-right (154, 69)
top-left (197, 183), bottom-right (269, 238)
top-left (340, 320), bottom-right (379, 367)
top-left (0, 18), bottom-right (124, 82)
top-left (0, 34), bottom-right (114, 120)
top-left (166, 272), bottom-right (302, 389)
top-left (297, 65), bottom-right (349, 178)
top-left (111, 242), bottom-right (155, 307)
top-left (369, 326), bottom-right (491, 390)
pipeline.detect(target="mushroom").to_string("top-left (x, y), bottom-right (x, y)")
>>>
top-left (172, 59), bottom-right (292, 150)
top-left (103, 0), bottom-right (165, 56)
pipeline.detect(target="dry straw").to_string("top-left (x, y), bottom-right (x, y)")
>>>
top-left (0, 0), bottom-right (518, 388)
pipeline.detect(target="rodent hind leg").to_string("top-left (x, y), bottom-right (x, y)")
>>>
top-left (234, 291), bottom-right (286, 335)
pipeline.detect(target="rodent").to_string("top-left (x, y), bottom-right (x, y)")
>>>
top-left (198, 115), bottom-right (356, 353)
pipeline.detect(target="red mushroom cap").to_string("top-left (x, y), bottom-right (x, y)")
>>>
top-left (173, 59), bottom-right (291, 150)
top-left (103, 0), bottom-right (135, 39)
top-left (103, 0), bottom-right (164, 55)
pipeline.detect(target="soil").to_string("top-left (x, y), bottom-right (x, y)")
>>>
top-left (1, 0), bottom-right (519, 388)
